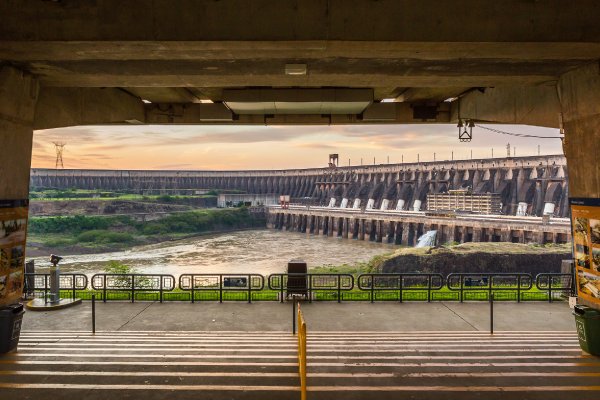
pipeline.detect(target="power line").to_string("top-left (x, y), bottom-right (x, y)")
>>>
top-left (476, 124), bottom-right (562, 139)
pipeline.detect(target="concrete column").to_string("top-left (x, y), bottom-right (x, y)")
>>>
top-left (0, 66), bottom-right (37, 200)
top-left (340, 198), bottom-right (349, 208)
top-left (366, 198), bottom-right (375, 210)
top-left (413, 200), bottom-right (422, 211)
top-left (358, 219), bottom-right (365, 240)
top-left (328, 216), bottom-right (334, 237)
top-left (559, 63), bottom-right (600, 201)
top-left (380, 199), bottom-right (389, 210)
top-left (342, 218), bottom-right (349, 239)
top-left (328, 197), bottom-right (336, 207)
top-left (472, 228), bottom-right (483, 242)
top-left (353, 198), bottom-right (361, 209)
top-left (401, 223), bottom-right (410, 245)
top-left (396, 199), bottom-right (405, 210)
top-left (375, 220), bottom-right (383, 243)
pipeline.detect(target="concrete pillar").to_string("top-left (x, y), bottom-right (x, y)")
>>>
top-left (328, 197), bottom-right (336, 207)
top-left (472, 228), bottom-right (483, 242)
top-left (366, 198), bottom-right (375, 210)
top-left (340, 198), bottom-right (349, 208)
top-left (0, 66), bottom-right (37, 200)
top-left (328, 216), bottom-right (334, 237)
top-left (516, 202), bottom-right (528, 216)
top-left (380, 199), bottom-right (389, 210)
top-left (353, 198), bottom-right (361, 209)
top-left (413, 199), bottom-right (422, 211)
top-left (396, 199), bottom-right (405, 210)
top-left (358, 219), bottom-right (365, 240)
top-left (342, 218), bottom-right (349, 239)
top-left (543, 202), bottom-right (555, 215)
top-left (375, 220), bottom-right (383, 243)
top-left (401, 223), bottom-right (410, 245)
top-left (0, 70), bottom-right (34, 301)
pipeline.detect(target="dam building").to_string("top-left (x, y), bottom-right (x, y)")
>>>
top-left (30, 154), bottom-right (568, 218)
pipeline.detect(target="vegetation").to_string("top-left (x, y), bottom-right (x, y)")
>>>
top-left (29, 188), bottom-right (218, 202)
top-left (27, 208), bottom-right (265, 253)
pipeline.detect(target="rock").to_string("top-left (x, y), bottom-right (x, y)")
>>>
top-left (376, 242), bottom-right (571, 276)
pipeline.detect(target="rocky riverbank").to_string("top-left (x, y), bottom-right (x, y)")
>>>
top-left (370, 242), bottom-right (571, 276)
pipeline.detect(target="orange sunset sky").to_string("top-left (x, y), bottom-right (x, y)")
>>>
top-left (32, 124), bottom-right (564, 170)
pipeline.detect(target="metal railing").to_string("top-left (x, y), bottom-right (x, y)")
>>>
top-left (90, 274), bottom-right (176, 302)
top-left (446, 273), bottom-right (533, 302)
top-left (297, 302), bottom-right (307, 400)
top-left (179, 274), bottom-right (264, 303)
top-left (24, 273), bottom-right (88, 301)
top-left (268, 273), bottom-right (354, 303)
top-left (535, 273), bottom-right (574, 302)
top-left (357, 273), bottom-right (444, 302)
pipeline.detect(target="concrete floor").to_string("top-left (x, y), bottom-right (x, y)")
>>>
top-left (21, 301), bottom-right (577, 332)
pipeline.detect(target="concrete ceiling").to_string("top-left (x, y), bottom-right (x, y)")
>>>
top-left (1, 0), bottom-right (600, 126)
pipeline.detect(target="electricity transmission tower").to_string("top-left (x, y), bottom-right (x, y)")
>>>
top-left (53, 142), bottom-right (66, 169)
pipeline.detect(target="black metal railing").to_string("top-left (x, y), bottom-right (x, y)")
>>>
top-left (24, 273), bottom-right (88, 301)
top-left (535, 273), bottom-right (574, 302)
top-left (446, 273), bottom-right (533, 302)
top-left (357, 273), bottom-right (445, 302)
top-left (91, 274), bottom-right (176, 303)
top-left (268, 273), bottom-right (354, 303)
top-left (179, 274), bottom-right (265, 303)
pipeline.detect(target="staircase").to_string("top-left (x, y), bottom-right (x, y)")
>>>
top-left (0, 330), bottom-right (598, 399)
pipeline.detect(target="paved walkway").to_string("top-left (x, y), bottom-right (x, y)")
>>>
top-left (21, 301), bottom-right (577, 332)
top-left (3, 302), bottom-right (597, 399)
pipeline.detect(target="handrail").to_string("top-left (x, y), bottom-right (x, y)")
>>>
top-left (91, 273), bottom-right (175, 303)
top-left (357, 273), bottom-right (444, 302)
top-left (24, 273), bottom-right (88, 300)
top-left (179, 274), bottom-right (264, 303)
top-left (297, 302), bottom-right (307, 400)
top-left (535, 273), bottom-right (574, 303)
top-left (268, 273), bottom-right (354, 303)
top-left (446, 273), bottom-right (533, 302)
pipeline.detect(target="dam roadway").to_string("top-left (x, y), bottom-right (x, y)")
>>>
top-left (267, 205), bottom-right (571, 246)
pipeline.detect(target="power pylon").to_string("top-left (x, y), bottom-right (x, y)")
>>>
top-left (53, 142), bottom-right (66, 169)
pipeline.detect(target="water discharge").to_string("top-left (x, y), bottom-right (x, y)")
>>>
top-left (32, 229), bottom-right (394, 277)
top-left (415, 230), bottom-right (438, 248)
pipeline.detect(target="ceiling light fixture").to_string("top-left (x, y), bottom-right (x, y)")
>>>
top-left (285, 64), bottom-right (307, 75)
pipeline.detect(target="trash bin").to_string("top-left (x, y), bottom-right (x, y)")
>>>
top-left (0, 303), bottom-right (25, 354)
top-left (573, 305), bottom-right (600, 356)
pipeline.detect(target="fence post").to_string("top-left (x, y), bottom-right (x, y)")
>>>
top-left (490, 292), bottom-right (494, 335)
top-left (91, 294), bottom-right (96, 335)
top-left (337, 275), bottom-right (341, 303)
top-left (292, 296), bottom-right (297, 335)
top-left (219, 275), bottom-right (223, 303)
top-left (248, 274), bottom-right (252, 304)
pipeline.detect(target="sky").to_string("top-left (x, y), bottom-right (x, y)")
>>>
top-left (32, 124), bottom-right (564, 170)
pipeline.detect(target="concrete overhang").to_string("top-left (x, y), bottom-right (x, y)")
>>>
top-left (222, 88), bottom-right (373, 114)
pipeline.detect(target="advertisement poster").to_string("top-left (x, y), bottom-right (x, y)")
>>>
top-left (571, 198), bottom-right (600, 307)
top-left (0, 199), bottom-right (28, 308)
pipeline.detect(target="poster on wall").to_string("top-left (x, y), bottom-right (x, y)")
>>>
top-left (571, 198), bottom-right (600, 307)
top-left (0, 199), bottom-right (28, 308)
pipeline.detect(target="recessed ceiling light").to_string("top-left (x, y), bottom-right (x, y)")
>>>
top-left (142, 99), bottom-right (152, 104)
top-left (381, 98), bottom-right (396, 103)
top-left (200, 99), bottom-right (214, 104)
top-left (285, 64), bottom-right (307, 75)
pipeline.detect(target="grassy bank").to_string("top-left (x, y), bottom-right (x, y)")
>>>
top-left (27, 208), bottom-right (266, 255)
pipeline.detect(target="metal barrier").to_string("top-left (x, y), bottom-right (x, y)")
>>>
top-left (179, 274), bottom-right (264, 303)
top-left (24, 273), bottom-right (88, 300)
top-left (297, 302), bottom-right (307, 400)
top-left (91, 274), bottom-right (175, 302)
top-left (446, 273), bottom-right (533, 302)
top-left (357, 273), bottom-right (444, 302)
top-left (535, 273), bottom-right (574, 303)
top-left (268, 273), bottom-right (354, 303)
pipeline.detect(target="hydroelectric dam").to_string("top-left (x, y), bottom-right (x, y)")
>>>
top-left (31, 154), bottom-right (571, 246)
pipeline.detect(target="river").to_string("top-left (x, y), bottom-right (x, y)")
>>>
top-left (31, 229), bottom-right (395, 277)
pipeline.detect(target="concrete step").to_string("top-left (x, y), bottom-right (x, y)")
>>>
top-left (0, 330), bottom-right (597, 400)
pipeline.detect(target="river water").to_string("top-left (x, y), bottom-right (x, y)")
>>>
top-left (31, 229), bottom-right (395, 277)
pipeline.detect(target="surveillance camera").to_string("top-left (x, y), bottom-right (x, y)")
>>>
top-left (50, 254), bottom-right (63, 264)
